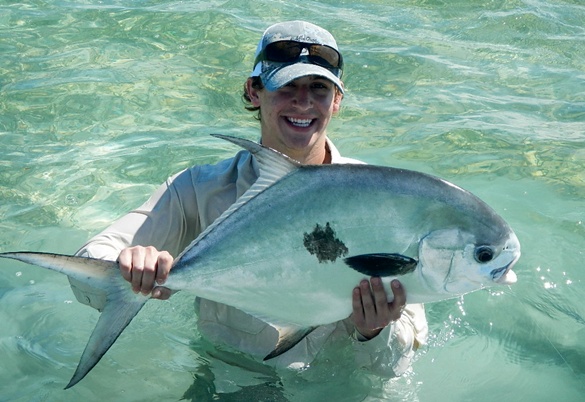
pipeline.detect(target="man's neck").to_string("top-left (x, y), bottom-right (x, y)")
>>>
top-left (262, 137), bottom-right (331, 166)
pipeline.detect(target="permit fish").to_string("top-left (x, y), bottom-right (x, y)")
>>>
top-left (0, 134), bottom-right (520, 388)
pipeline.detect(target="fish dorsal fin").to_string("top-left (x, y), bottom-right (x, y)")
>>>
top-left (211, 134), bottom-right (301, 180)
top-left (176, 135), bottom-right (300, 261)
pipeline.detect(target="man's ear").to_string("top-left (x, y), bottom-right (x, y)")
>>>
top-left (246, 78), bottom-right (262, 107)
top-left (332, 83), bottom-right (344, 114)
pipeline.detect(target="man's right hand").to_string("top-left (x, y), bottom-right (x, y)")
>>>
top-left (117, 246), bottom-right (174, 300)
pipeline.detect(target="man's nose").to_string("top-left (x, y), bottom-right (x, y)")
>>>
top-left (292, 87), bottom-right (312, 109)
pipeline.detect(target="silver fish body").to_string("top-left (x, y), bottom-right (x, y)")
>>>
top-left (0, 134), bottom-right (520, 387)
top-left (168, 160), bottom-right (519, 326)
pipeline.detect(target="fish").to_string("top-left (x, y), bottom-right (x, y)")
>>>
top-left (0, 134), bottom-right (520, 388)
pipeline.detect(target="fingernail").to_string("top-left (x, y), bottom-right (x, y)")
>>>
top-left (152, 289), bottom-right (160, 298)
top-left (392, 280), bottom-right (401, 289)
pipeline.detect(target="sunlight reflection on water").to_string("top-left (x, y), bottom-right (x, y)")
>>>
top-left (1, 0), bottom-right (584, 400)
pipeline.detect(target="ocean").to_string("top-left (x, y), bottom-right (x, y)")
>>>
top-left (0, 0), bottom-right (584, 400)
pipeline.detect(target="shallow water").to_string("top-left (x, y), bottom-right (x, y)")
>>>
top-left (1, 0), bottom-right (584, 401)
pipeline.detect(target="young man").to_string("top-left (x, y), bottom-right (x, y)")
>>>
top-left (70, 20), bottom-right (427, 379)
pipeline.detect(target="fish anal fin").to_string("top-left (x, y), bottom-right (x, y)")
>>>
top-left (263, 326), bottom-right (318, 361)
top-left (344, 253), bottom-right (417, 277)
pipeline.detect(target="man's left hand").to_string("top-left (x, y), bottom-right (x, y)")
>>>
top-left (351, 278), bottom-right (406, 340)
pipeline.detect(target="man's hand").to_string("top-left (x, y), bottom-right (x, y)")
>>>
top-left (351, 278), bottom-right (406, 340)
top-left (117, 246), bottom-right (174, 299)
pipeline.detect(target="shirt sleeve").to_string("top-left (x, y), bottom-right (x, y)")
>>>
top-left (69, 168), bottom-right (200, 310)
top-left (341, 303), bottom-right (427, 377)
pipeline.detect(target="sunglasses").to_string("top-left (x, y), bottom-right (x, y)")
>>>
top-left (254, 41), bottom-right (343, 74)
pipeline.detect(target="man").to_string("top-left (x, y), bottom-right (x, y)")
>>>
top-left (70, 20), bottom-right (427, 384)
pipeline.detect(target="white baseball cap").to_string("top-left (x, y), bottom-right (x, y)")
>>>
top-left (250, 21), bottom-right (344, 93)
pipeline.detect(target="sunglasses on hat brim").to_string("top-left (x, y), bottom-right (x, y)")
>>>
top-left (254, 40), bottom-right (343, 75)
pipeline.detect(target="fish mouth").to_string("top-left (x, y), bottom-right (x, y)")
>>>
top-left (491, 255), bottom-right (520, 285)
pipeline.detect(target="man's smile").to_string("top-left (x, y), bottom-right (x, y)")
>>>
top-left (286, 117), bottom-right (314, 128)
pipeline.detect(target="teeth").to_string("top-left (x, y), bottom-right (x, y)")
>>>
top-left (287, 117), bottom-right (312, 127)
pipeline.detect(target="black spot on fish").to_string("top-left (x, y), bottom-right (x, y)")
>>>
top-left (303, 222), bottom-right (348, 263)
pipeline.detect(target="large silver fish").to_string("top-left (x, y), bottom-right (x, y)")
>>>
top-left (0, 135), bottom-right (520, 388)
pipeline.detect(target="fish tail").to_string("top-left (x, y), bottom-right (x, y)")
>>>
top-left (1, 251), bottom-right (120, 285)
top-left (65, 290), bottom-right (148, 388)
top-left (0, 252), bottom-right (148, 388)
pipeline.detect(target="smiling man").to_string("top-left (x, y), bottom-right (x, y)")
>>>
top-left (70, 20), bottom-right (428, 396)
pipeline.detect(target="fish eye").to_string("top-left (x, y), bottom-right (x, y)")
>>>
top-left (475, 246), bottom-right (494, 263)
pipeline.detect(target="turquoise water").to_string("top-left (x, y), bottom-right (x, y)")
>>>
top-left (1, 0), bottom-right (584, 400)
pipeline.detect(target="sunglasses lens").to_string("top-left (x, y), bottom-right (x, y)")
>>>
top-left (308, 45), bottom-right (341, 69)
top-left (265, 42), bottom-right (302, 63)
top-left (261, 41), bottom-right (342, 69)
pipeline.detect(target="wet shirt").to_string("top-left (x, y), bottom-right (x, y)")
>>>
top-left (71, 138), bottom-right (428, 377)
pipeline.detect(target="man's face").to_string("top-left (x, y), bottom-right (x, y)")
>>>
top-left (248, 75), bottom-right (342, 160)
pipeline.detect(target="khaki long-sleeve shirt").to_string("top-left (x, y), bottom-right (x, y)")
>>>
top-left (71, 138), bottom-right (428, 377)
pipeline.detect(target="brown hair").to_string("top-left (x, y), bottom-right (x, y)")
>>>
top-left (242, 76), bottom-right (264, 120)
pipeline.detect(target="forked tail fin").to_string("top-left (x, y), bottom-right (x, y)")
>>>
top-left (0, 252), bottom-right (148, 388)
top-left (65, 287), bottom-right (148, 388)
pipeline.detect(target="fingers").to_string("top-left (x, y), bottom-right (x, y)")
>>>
top-left (388, 279), bottom-right (407, 322)
top-left (117, 246), bottom-right (173, 298)
top-left (351, 278), bottom-right (407, 340)
top-left (352, 278), bottom-right (385, 339)
top-left (371, 277), bottom-right (389, 310)
top-left (352, 285), bottom-right (367, 324)
top-left (155, 252), bottom-right (172, 285)
top-left (118, 247), bottom-right (134, 283)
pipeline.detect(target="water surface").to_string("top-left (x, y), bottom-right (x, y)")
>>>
top-left (1, 0), bottom-right (584, 401)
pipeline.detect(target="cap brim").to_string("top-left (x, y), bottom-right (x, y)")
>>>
top-left (259, 62), bottom-right (344, 94)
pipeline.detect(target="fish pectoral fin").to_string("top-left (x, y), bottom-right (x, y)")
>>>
top-left (65, 288), bottom-right (149, 389)
top-left (263, 325), bottom-right (318, 361)
top-left (344, 253), bottom-right (418, 277)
